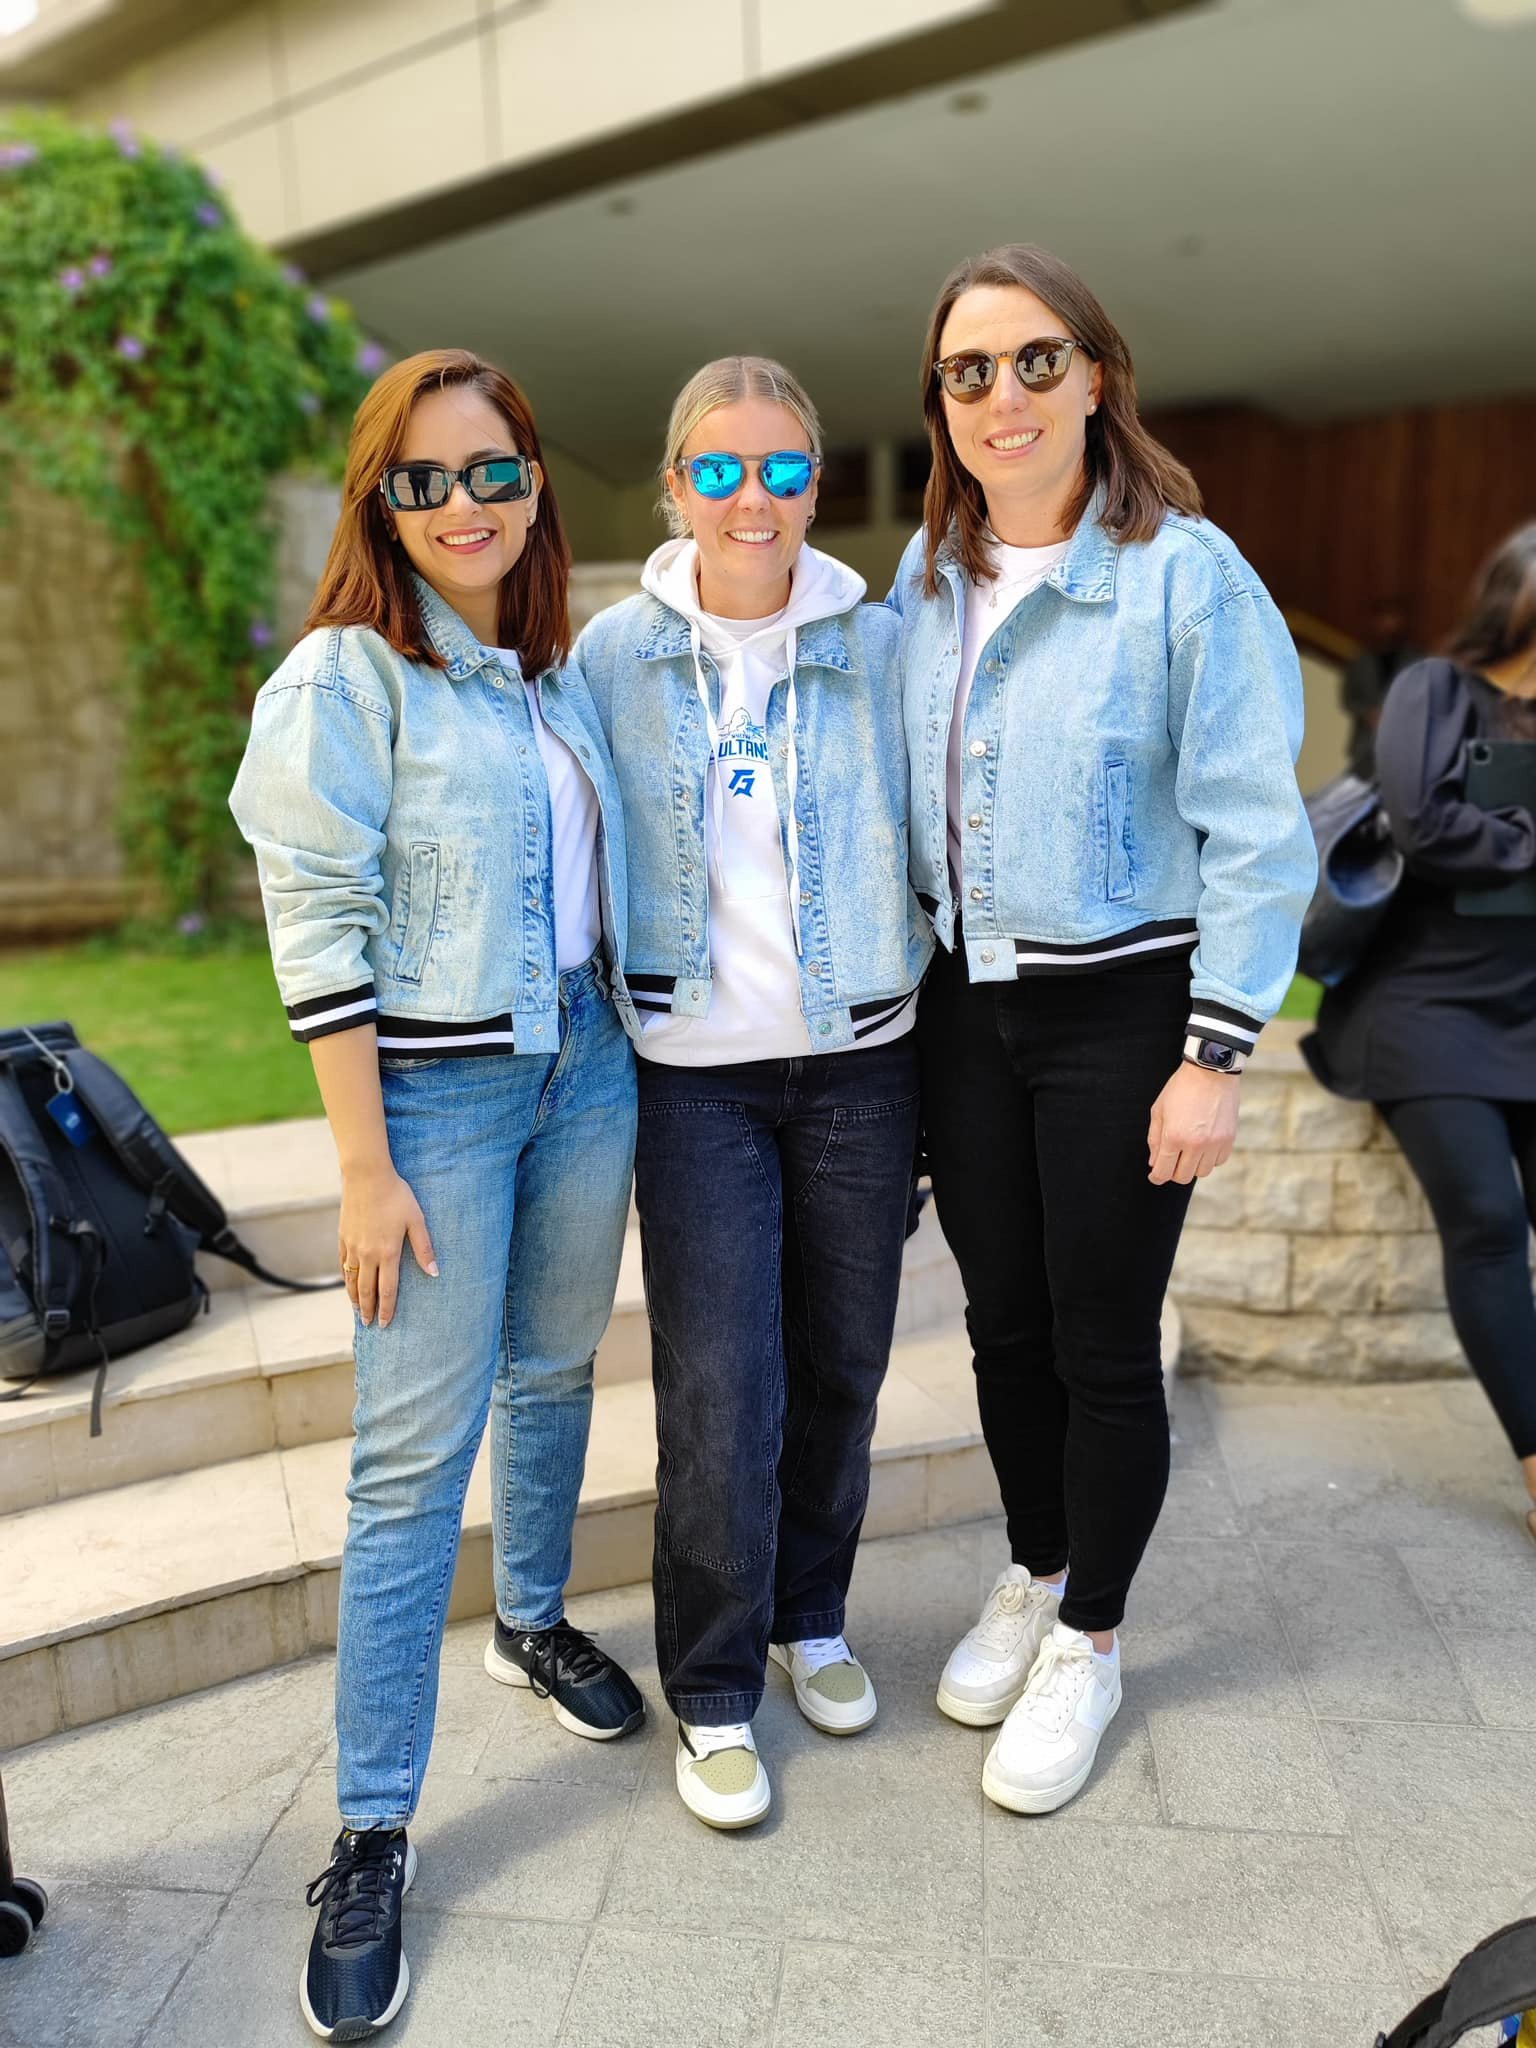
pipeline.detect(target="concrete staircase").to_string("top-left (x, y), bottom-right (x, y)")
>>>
top-left (0, 1115), bottom-right (1179, 1751)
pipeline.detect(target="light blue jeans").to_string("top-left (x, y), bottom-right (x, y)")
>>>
top-left (335, 956), bottom-right (636, 1828)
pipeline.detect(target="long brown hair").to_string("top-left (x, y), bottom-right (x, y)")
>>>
top-left (918, 244), bottom-right (1201, 596)
top-left (305, 349), bottom-right (572, 674)
top-left (1444, 522), bottom-right (1536, 672)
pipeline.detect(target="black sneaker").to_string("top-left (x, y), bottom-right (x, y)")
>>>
top-left (482, 1617), bottom-right (645, 1740)
top-left (300, 1827), bottom-right (416, 2042)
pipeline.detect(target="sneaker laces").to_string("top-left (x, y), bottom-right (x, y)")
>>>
top-left (970, 1576), bottom-right (1052, 1654)
top-left (305, 1831), bottom-right (404, 1948)
top-left (681, 1721), bottom-right (755, 1761)
top-left (792, 1635), bottom-right (854, 1674)
top-left (1018, 1630), bottom-right (1094, 1738)
top-left (522, 1621), bottom-right (611, 1697)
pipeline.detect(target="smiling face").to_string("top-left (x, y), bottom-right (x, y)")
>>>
top-left (937, 282), bottom-right (1102, 546)
top-left (666, 396), bottom-right (819, 619)
top-left (386, 383), bottom-right (541, 644)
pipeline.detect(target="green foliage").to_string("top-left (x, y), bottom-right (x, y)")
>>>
top-left (0, 108), bottom-right (380, 918)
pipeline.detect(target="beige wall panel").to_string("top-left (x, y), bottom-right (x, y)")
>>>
top-left (201, 120), bottom-right (292, 243)
top-left (756, 0), bottom-right (995, 78)
top-left (276, 0), bottom-right (481, 100)
top-left (97, 6), bottom-right (282, 148)
top-left (289, 38), bottom-right (490, 234)
top-left (490, 0), bottom-right (745, 168)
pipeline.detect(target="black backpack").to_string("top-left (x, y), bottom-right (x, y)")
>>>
top-left (0, 1021), bottom-right (339, 1436)
top-left (1376, 1919), bottom-right (1536, 2047)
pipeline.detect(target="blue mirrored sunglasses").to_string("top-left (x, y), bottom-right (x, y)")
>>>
top-left (686, 450), bottom-right (818, 501)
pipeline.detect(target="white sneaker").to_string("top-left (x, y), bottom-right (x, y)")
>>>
top-left (981, 1621), bottom-right (1121, 1815)
top-left (674, 1722), bottom-right (772, 1831)
top-left (768, 1636), bottom-right (877, 1734)
top-left (936, 1565), bottom-right (1064, 1726)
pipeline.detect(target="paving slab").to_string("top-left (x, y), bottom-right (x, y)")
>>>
top-left (0, 1885), bottom-right (226, 2048)
top-left (1147, 1708), bottom-right (1348, 1833)
top-left (988, 1963), bottom-right (1398, 2048)
top-left (556, 1925), bottom-right (782, 2048)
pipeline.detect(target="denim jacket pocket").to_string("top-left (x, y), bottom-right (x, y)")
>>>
top-left (395, 840), bottom-right (440, 983)
top-left (1104, 760), bottom-right (1134, 902)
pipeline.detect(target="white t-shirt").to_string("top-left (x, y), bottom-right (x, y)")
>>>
top-left (483, 646), bottom-right (601, 972)
top-left (947, 538), bottom-right (1069, 891)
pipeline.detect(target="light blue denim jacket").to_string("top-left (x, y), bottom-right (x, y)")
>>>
top-left (229, 576), bottom-right (630, 1056)
top-left (890, 503), bottom-right (1316, 1052)
top-left (573, 586), bottom-right (933, 1052)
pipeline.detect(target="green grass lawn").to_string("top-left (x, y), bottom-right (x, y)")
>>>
top-left (4, 938), bottom-right (321, 1135)
top-left (3, 941), bottom-right (1324, 1138)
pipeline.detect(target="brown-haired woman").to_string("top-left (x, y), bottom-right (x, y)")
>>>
top-left (231, 350), bottom-right (643, 2040)
top-left (891, 246), bottom-right (1315, 1813)
top-left (1307, 524), bottom-right (1536, 1542)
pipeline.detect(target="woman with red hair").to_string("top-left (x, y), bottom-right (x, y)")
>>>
top-left (231, 350), bottom-right (643, 2040)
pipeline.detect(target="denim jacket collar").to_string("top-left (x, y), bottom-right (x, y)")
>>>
top-left (410, 573), bottom-right (553, 683)
top-left (936, 486), bottom-right (1119, 607)
top-left (632, 596), bottom-right (854, 674)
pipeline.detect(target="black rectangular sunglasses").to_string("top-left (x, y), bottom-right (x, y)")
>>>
top-left (379, 457), bottom-right (534, 511)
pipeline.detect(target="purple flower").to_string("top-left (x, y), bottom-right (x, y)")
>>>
top-left (108, 119), bottom-right (141, 159)
top-left (89, 252), bottom-right (113, 280)
top-left (115, 334), bottom-right (146, 361)
top-left (248, 620), bottom-right (275, 649)
top-left (280, 262), bottom-right (306, 287)
top-left (357, 342), bottom-right (387, 374)
top-left (177, 911), bottom-right (206, 938)
top-left (196, 201), bottom-right (222, 228)
top-left (205, 166), bottom-right (225, 189)
top-left (306, 294), bottom-right (330, 322)
top-left (299, 391), bottom-right (322, 416)
top-left (58, 266), bottom-right (86, 294)
top-left (0, 142), bottom-right (39, 170)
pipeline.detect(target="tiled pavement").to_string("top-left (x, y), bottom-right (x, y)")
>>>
top-left (3, 1374), bottom-right (1533, 2048)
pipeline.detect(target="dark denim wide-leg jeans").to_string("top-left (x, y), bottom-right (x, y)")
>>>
top-left (635, 1038), bottom-right (920, 1724)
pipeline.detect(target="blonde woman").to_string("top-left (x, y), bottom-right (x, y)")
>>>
top-left (574, 357), bottom-right (931, 1828)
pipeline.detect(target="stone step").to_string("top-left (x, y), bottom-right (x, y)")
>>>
top-left (1, 1303), bottom-right (1182, 1749)
top-left (0, 1205), bottom-right (965, 1511)
top-left (178, 1118), bottom-right (344, 1295)
top-left (0, 1325), bottom-right (989, 1747)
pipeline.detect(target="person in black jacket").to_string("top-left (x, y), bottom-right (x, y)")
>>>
top-left (1306, 524), bottom-right (1536, 1542)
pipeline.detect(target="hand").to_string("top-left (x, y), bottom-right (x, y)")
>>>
top-left (1147, 1063), bottom-right (1241, 1185)
top-left (338, 1163), bottom-right (439, 1327)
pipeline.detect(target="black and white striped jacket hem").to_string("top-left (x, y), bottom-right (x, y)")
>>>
top-left (285, 983), bottom-right (519, 1056)
top-left (921, 908), bottom-right (1268, 1059)
top-left (625, 973), bottom-right (919, 1044)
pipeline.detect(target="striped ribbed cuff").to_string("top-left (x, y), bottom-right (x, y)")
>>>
top-left (286, 982), bottom-right (377, 1044)
top-left (1185, 998), bottom-right (1264, 1058)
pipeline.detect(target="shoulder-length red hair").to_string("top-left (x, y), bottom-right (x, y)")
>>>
top-left (304, 349), bottom-right (572, 674)
top-left (918, 245), bottom-right (1202, 596)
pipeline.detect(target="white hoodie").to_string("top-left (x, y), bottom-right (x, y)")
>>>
top-left (636, 539), bottom-right (911, 1067)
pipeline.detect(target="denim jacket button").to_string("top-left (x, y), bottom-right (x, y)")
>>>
top-left (968, 813), bottom-right (982, 829)
top-left (689, 990), bottom-right (701, 1003)
top-left (530, 967), bottom-right (540, 979)
top-left (980, 947), bottom-right (996, 964)
top-left (818, 1021), bottom-right (831, 1035)
top-left (807, 961), bottom-right (822, 977)
top-left (799, 890), bottom-right (811, 905)
top-left (970, 887), bottom-right (983, 902)
top-left (969, 740), bottom-right (987, 757)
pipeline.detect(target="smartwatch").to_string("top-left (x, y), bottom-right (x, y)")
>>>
top-left (1183, 1034), bottom-right (1246, 1076)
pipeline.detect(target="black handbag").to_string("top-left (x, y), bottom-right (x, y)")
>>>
top-left (1296, 770), bottom-right (1405, 987)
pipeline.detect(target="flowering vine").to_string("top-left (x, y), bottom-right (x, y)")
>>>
top-left (0, 108), bottom-right (388, 918)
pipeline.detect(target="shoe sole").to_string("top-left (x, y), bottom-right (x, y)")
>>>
top-left (298, 1842), bottom-right (417, 2041)
top-left (979, 1695), bottom-right (1121, 1816)
top-left (766, 1646), bottom-right (876, 1735)
top-left (935, 1681), bottom-right (1025, 1729)
top-left (482, 1639), bottom-right (644, 1742)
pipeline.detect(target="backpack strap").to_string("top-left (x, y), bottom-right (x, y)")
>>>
top-left (1378, 1918), bottom-right (1536, 2047)
top-left (64, 1050), bottom-right (341, 1295)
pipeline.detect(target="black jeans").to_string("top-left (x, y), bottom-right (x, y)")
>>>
top-left (1381, 1096), bottom-right (1536, 1460)
top-left (917, 941), bottom-right (1195, 1633)
top-left (635, 1037), bottom-right (921, 1722)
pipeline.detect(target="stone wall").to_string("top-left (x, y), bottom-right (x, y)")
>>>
top-left (1172, 1021), bottom-right (1482, 1383)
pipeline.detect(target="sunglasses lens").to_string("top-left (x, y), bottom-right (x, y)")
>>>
top-left (1018, 342), bottom-right (1073, 390)
top-left (689, 453), bottom-right (745, 498)
top-left (385, 464), bottom-right (450, 510)
top-left (940, 352), bottom-right (996, 402)
top-left (760, 453), bottom-right (815, 499)
top-left (468, 458), bottom-right (530, 503)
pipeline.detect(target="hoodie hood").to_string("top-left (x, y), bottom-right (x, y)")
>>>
top-left (640, 538), bottom-right (865, 646)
